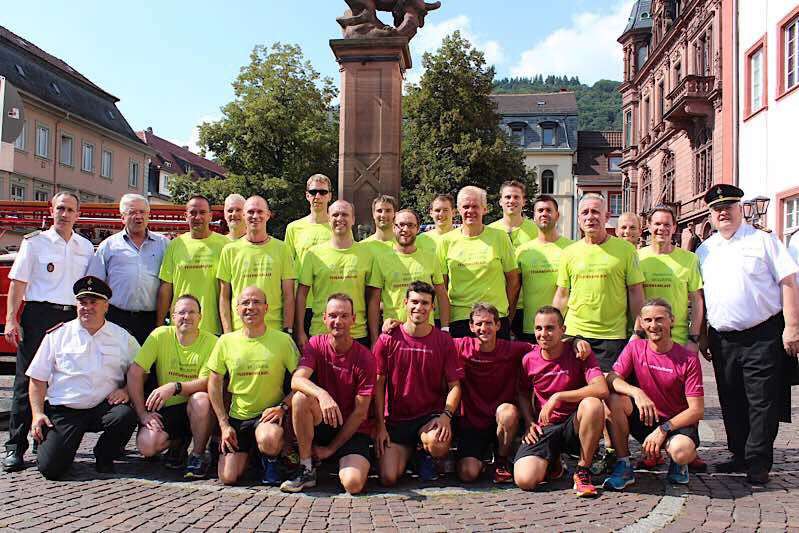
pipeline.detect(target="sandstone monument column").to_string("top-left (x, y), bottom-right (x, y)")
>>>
top-left (331, 1), bottom-right (441, 232)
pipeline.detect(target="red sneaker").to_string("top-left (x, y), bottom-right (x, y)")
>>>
top-left (636, 451), bottom-right (666, 470)
top-left (547, 458), bottom-right (565, 481)
top-left (688, 455), bottom-right (708, 473)
top-left (573, 467), bottom-right (598, 497)
top-left (493, 460), bottom-right (513, 484)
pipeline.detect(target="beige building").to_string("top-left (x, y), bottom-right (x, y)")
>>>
top-left (0, 26), bottom-right (153, 210)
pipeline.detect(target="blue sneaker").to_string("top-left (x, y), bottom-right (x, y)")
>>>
top-left (261, 455), bottom-right (281, 485)
top-left (418, 452), bottom-right (439, 482)
top-left (667, 461), bottom-right (690, 485)
top-left (603, 460), bottom-right (635, 491)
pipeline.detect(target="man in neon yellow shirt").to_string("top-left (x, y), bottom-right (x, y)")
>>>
top-left (157, 195), bottom-right (229, 335)
top-left (417, 194), bottom-right (456, 255)
top-left (207, 286), bottom-right (299, 486)
top-left (553, 193), bottom-right (645, 372)
top-left (362, 195), bottom-right (398, 256)
top-left (367, 209), bottom-right (450, 340)
top-left (285, 174), bottom-right (334, 336)
top-left (217, 196), bottom-right (295, 334)
top-left (618, 212), bottom-right (643, 249)
top-left (514, 194), bottom-right (573, 343)
top-left (296, 200), bottom-right (375, 348)
top-left (638, 206), bottom-right (704, 349)
top-left (127, 295), bottom-right (218, 479)
top-left (439, 186), bottom-right (520, 339)
top-left (223, 194), bottom-right (246, 240)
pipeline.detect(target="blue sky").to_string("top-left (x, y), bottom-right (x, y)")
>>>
top-left (4, 0), bottom-right (632, 150)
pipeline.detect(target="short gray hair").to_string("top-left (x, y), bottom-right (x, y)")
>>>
top-left (457, 186), bottom-right (487, 208)
top-left (224, 193), bottom-right (246, 207)
top-left (578, 192), bottom-right (607, 211)
top-left (119, 193), bottom-right (148, 214)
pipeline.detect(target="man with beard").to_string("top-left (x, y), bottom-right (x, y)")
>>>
top-left (373, 281), bottom-right (463, 485)
top-left (514, 195), bottom-right (574, 343)
top-left (157, 195), bottom-right (229, 334)
top-left (223, 194), bottom-right (246, 240)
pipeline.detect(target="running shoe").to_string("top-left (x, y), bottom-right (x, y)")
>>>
top-left (418, 452), bottom-right (439, 482)
top-left (261, 455), bottom-right (282, 486)
top-left (636, 451), bottom-right (665, 470)
top-left (573, 466), bottom-right (598, 497)
top-left (280, 465), bottom-right (317, 493)
top-left (590, 447), bottom-right (616, 475)
top-left (688, 455), bottom-right (708, 473)
top-left (493, 459), bottom-right (513, 484)
top-left (184, 452), bottom-right (210, 480)
top-left (603, 460), bottom-right (636, 491)
top-left (667, 461), bottom-right (690, 485)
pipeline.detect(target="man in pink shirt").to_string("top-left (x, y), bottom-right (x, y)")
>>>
top-left (280, 294), bottom-right (375, 495)
top-left (455, 303), bottom-right (531, 484)
top-left (603, 298), bottom-right (704, 489)
top-left (373, 281), bottom-right (464, 485)
top-left (514, 306), bottom-right (608, 497)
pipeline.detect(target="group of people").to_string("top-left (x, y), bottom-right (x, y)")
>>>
top-left (3, 174), bottom-right (798, 498)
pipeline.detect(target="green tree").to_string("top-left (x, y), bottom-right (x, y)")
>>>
top-left (168, 43), bottom-right (339, 238)
top-left (402, 31), bottom-right (534, 221)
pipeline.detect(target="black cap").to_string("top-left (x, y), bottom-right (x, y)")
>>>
top-left (704, 184), bottom-right (744, 208)
top-left (73, 276), bottom-right (112, 300)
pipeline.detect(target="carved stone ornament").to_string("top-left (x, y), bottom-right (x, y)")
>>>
top-left (337, 0), bottom-right (441, 40)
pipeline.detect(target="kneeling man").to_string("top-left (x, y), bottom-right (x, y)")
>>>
top-left (127, 294), bottom-right (218, 479)
top-left (207, 286), bottom-right (299, 485)
top-left (27, 276), bottom-right (140, 479)
top-left (603, 298), bottom-right (704, 489)
top-left (281, 294), bottom-right (375, 494)
top-left (515, 306), bottom-right (608, 497)
top-left (374, 281), bottom-right (464, 485)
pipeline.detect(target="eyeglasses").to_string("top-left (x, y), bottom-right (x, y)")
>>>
top-left (307, 189), bottom-right (330, 197)
top-left (174, 310), bottom-right (199, 317)
top-left (395, 222), bottom-right (418, 229)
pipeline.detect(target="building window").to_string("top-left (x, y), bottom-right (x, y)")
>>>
top-left (129, 160), bottom-right (140, 188)
top-left (541, 170), bottom-right (555, 194)
top-left (640, 167), bottom-right (652, 213)
top-left (541, 126), bottom-right (556, 146)
top-left (35, 124), bottom-right (50, 158)
top-left (160, 173), bottom-right (172, 195)
top-left (674, 62), bottom-right (682, 85)
top-left (101, 150), bottom-right (113, 178)
top-left (696, 31), bottom-right (712, 76)
top-left (609, 193), bottom-right (623, 216)
top-left (786, 196), bottom-right (799, 236)
top-left (34, 190), bottom-right (48, 202)
top-left (780, 12), bottom-right (799, 96)
top-left (59, 135), bottom-right (74, 166)
top-left (624, 110), bottom-right (633, 147)
top-left (643, 97), bottom-right (650, 133)
top-left (661, 151), bottom-right (675, 204)
top-left (510, 126), bottom-right (525, 146)
top-left (14, 121), bottom-right (26, 150)
top-left (10, 184), bottom-right (25, 201)
top-left (751, 49), bottom-right (764, 110)
top-left (637, 45), bottom-right (649, 70)
top-left (608, 156), bottom-right (623, 173)
top-left (693, 128), bottom-right (713, 194)
top-left (745, 37), bottom-right (768, 117)
top-left (82, 143), bottom-right (94, 172)
top-left (658, 80), bottom-right (665, 122)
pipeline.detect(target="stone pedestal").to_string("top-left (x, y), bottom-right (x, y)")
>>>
top-left (330, 37), bottom-right (411, 232)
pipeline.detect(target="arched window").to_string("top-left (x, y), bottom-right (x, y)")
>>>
top-left (541, 170), bottom-right (555, 194)
top-left (640, 166), bottom-right (652, 213)
top-left (661, 151), bottom-right (675, 204)
top-left (693, 128), bottom-right (713, 194)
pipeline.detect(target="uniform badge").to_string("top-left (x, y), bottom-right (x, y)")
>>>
top-left (47, 262), bottom-right (54, 272)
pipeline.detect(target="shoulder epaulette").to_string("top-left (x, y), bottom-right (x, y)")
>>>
top-left (754, 223), bottom-right (773, 234)
top-left (23, 230), bottom-right (41, 239)
top-left (46, 322), bottom-right (64, 334)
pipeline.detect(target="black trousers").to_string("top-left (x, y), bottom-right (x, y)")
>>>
top-left (709, 313), bottom-right (787, 472)
top-left (5, 302), bottom-right (76, 454)
top-left (37, 402), bottom-right (137, 480)
top-left (107, 305), bottom-right (157, 392)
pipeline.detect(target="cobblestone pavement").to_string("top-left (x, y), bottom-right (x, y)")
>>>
top-left (1, 360), bottom-right (798, 532)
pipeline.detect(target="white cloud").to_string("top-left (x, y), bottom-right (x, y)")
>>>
top-left (510, 1), bottom-right (634, 84)
top-left (412, 14), bottom-right (505, 67)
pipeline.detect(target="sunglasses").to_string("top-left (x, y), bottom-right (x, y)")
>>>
top-left (307, 189), bottom-right (330, 196)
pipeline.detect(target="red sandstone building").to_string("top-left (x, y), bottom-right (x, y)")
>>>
top-left (576, 130), bottom-right (624, 235)
top-left (618, 0), bottom-right (735, 248)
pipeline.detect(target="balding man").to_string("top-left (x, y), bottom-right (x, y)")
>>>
top-left (88, 193), bottom-right (169, 345)
top-left (438, 186), bottom-right (520, 339)
top-left (207, 286), bottom-right (299, 486)
top-left (296, 200), bottom-right (375, 348)
top-left (224, 194), bottom-right (246, 240)
top-left (617, 212), bottom-right (642, 248)
top-left (217, 196), bottom-right (295, 334)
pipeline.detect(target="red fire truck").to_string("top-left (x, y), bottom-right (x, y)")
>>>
top-left (0, 201), bottom-right (225, 369)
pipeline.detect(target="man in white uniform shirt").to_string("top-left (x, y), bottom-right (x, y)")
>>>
top-left (26, 276), bottom-right (140, 480)
top-left (2, 192), bottom-right (94, 471)
top-left (697, 184), bottom-right (799, 485)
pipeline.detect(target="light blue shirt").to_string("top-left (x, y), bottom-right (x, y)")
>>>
top-left (88, 229), bottom-right (169, 311)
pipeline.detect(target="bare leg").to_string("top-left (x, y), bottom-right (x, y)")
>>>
top-left (420, 427), bottom-right (451, 458)
top-left (339, 454), bottom-right (370, 494)
top-left (218, 452), bottom-right (249, 485)
top-left (665, 435), bottom-right (697, 466)
top-left (186, 392), bottom-right (215, 454)
top-left (575, 397), bottom-right (605, 468)
top-left (256, 421), bottom-right (285, 457)
top-left (496, 403), bottom-right (520, 459)
top-left (379, 443), bottom-right (413, 486)
top-left (514, 456), bottom-right (548, 490)
top-left (291, 392), bottom-right (322, 462)
top-left (604, 393), bottom-right (634, 458)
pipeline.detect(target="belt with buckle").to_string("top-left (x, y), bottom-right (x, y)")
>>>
top-left (28, 301), bottom-right (76, 312)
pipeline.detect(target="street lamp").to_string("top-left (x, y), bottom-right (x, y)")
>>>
top-left (742, 200), bottom-right (753, 223)
top-left (753, 196), bottom-right (770, 219)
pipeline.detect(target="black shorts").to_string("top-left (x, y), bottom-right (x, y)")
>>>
top-left (628, 405), bottom-right (700, 448)
top-left (158, 403), bottom-right (191, 440)
top-left (510, 310), bottom-right (524, 338)
top-left (314, 423), bottom-right (372, 461)
top-left (455, 424), bottom-right (497, 461)
top-left (303, 308), bottom-right (313, 337)
top-left (450, 317), bottom-right (511, 340)
top-left (228, 416), bottom-right (261, 453)
top-left (515, 412), bottom-right (580, 463)
top-left (584, 338), bottom-right (627, 372)
top-left (387, 414), bottom-right (440, 448)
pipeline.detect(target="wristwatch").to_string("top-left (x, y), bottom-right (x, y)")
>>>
top-left (283, 327), bottom-right (294, 335)
top-left (687, 334), bottom-right (700, 343)
top-left (442, 409), bottom-right (454, 419)
top-left (174, 382), bottom-right (182, 395)
top-left (659, 421), bottom-right (672, 433)
top-left (279, 401), bottom-right (289, 412)
top-left (440, 326), bottom-right (450, 332)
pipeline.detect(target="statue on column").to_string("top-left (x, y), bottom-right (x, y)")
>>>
top-left (338, 0), bottom-right (442, 40)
